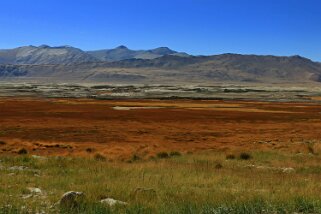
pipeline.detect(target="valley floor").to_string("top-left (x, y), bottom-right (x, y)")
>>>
top-left (0, 98), bottom-right (321, 213)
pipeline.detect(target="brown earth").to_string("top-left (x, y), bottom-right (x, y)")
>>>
top-left (0, 97), bottom-right (320, 160)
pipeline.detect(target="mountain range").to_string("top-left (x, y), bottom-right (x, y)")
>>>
top-left (0, 45), bottom-right (321, 84)
top-left (0, 45), bottom-right (189, 64)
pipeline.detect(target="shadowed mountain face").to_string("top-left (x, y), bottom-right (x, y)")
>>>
top-left (86, 54), bottom-right (321, 83)
top-left (0, 45), bottom-right (321, 84)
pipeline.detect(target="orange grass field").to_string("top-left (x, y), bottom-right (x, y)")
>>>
top-left (0, 97), bottom-right (320, 160)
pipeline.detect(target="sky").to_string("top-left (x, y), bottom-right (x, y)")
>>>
top-left (0, 0), bottom-right (320, 61)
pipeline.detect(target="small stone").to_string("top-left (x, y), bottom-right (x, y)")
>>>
top-left (100, 198), bottom-right (128, 206)
top-left (28, 187), bottom-right (42, 194)
top-left (282, 167), bottom-right (295, 173)
top-left (32, 155), bottom-right (47, 160)
top-left (22, 194), bottom-right (33, 199)
top-left (9, 166), bottom-right (28, 171)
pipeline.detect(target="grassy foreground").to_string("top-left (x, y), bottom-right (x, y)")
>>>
top-left (1, 151), bottom-right (321, 213)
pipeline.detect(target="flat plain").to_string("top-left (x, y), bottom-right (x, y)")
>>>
top-left (1, 85), bottom-right (321, 213)
top-left (0, 97), bottom-right (321, 159)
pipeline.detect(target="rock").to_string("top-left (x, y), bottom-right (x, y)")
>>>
top-left (282, 167), bottom-right (295, 173)
top-left (245, 165), bottom-right (295, 173)
top-left (28, 187), bottom-right (42, 194)
top-left (100, 198), bottom-right (128, 206)
top-left (31, 155), bottom-right (47, 160)
top-left (256, 166), bottom-right (268, 170)
top-left (245, 164), bottom-right (256, 168)
top-left (7, 166), bottom-right (40, 174)
top-left (59, 191), bottom-right (84, 209)
top-left (22, 187), bottom-right (43, 200)
top-left (8, 166), bottom-right (28, 171)
top-left (21, 194), bottom-right (33, 199)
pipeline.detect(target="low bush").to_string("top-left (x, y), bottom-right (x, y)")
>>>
top-left (239, 152), bottom-right (252, 160)
top-left (170, 151), bottom-right (181, 157)
top-left (294, 197), bottom-right (316, 213)
top-left (307, 142), bottom-right (316, 155)
top-left (17, 148), bottom-right (28, 155)
top-left (157, 152), bottom-right (169, 159)
top-left (215, 163), bottom-right (223, 169)
top-left (131, 154), bottom-right (141, 161)
top-left (226, 154), bottom-right (236, 160)
top-left (86, 148), bottom-right (95, 153)
top-left (94, 153), bottom-right (107, 161)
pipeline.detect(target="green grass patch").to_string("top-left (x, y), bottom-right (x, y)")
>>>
top-left (0, 151), bottom-right (321, 213)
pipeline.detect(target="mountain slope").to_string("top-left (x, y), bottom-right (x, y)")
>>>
top-left (0, 45), bottom-right (189, 64)
top-left (0, 45), bottom-right (99, 65)
top-left (1, 53), bottom-right (321, 84)
top-left (184, 54), bottom-right (321, 82)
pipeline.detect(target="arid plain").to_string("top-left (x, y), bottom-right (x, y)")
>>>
top-left (1, 85), bottom-right (321, 213)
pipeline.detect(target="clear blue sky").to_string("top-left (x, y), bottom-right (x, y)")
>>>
top-left (0, 0), bottom-right (320, 61)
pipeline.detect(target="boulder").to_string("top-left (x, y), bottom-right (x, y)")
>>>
top-left (59, 191), bottom-right (84, 209)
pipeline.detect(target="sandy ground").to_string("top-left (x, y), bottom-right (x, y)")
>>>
top-left (0, 97), bottom-right (320, 160)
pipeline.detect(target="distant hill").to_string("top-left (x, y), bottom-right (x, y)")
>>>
top-left (0, 45), bottom-right (98, 65)
top-left (87, 46), bottom-right (189, 62)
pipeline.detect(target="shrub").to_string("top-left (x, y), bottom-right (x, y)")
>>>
top-left (157, 152), bottom-right (169, 159)
top-left (294, 197), bottom-right (316, 213)
top-left (307, 142), bottom-right (316, 155)
top-left (226, 154), bottom-right (236, 160)
top-left (149, 156), bottom-right (156, 161)
top-left (86, 148), bottom-right (95, 153)
top-left (170, 151), bottom-right (181, 157)
top-left (59, 144), bottom-right (73, 149)
top-left (94, 153), bottom-right (107, 161)
top-left (21, 156), bottom-right (33, 163)
top-left (131, 154), bottom-right (141, 161)
top-left (239, 152), bottom-right (252, 160)
top-left (0, 141), bottom-right (6, 145)
top-left (17, 148), bottom-right (28, 155)
top-left (215, 163), bottom-right (223, 169)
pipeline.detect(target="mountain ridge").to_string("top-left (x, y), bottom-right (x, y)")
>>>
top-left (0, 45), bottom-right (190, 65)
top-left (0, 45), bottom-right (321, 84)
top-left (87, 46), bottom-right (189, 62)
